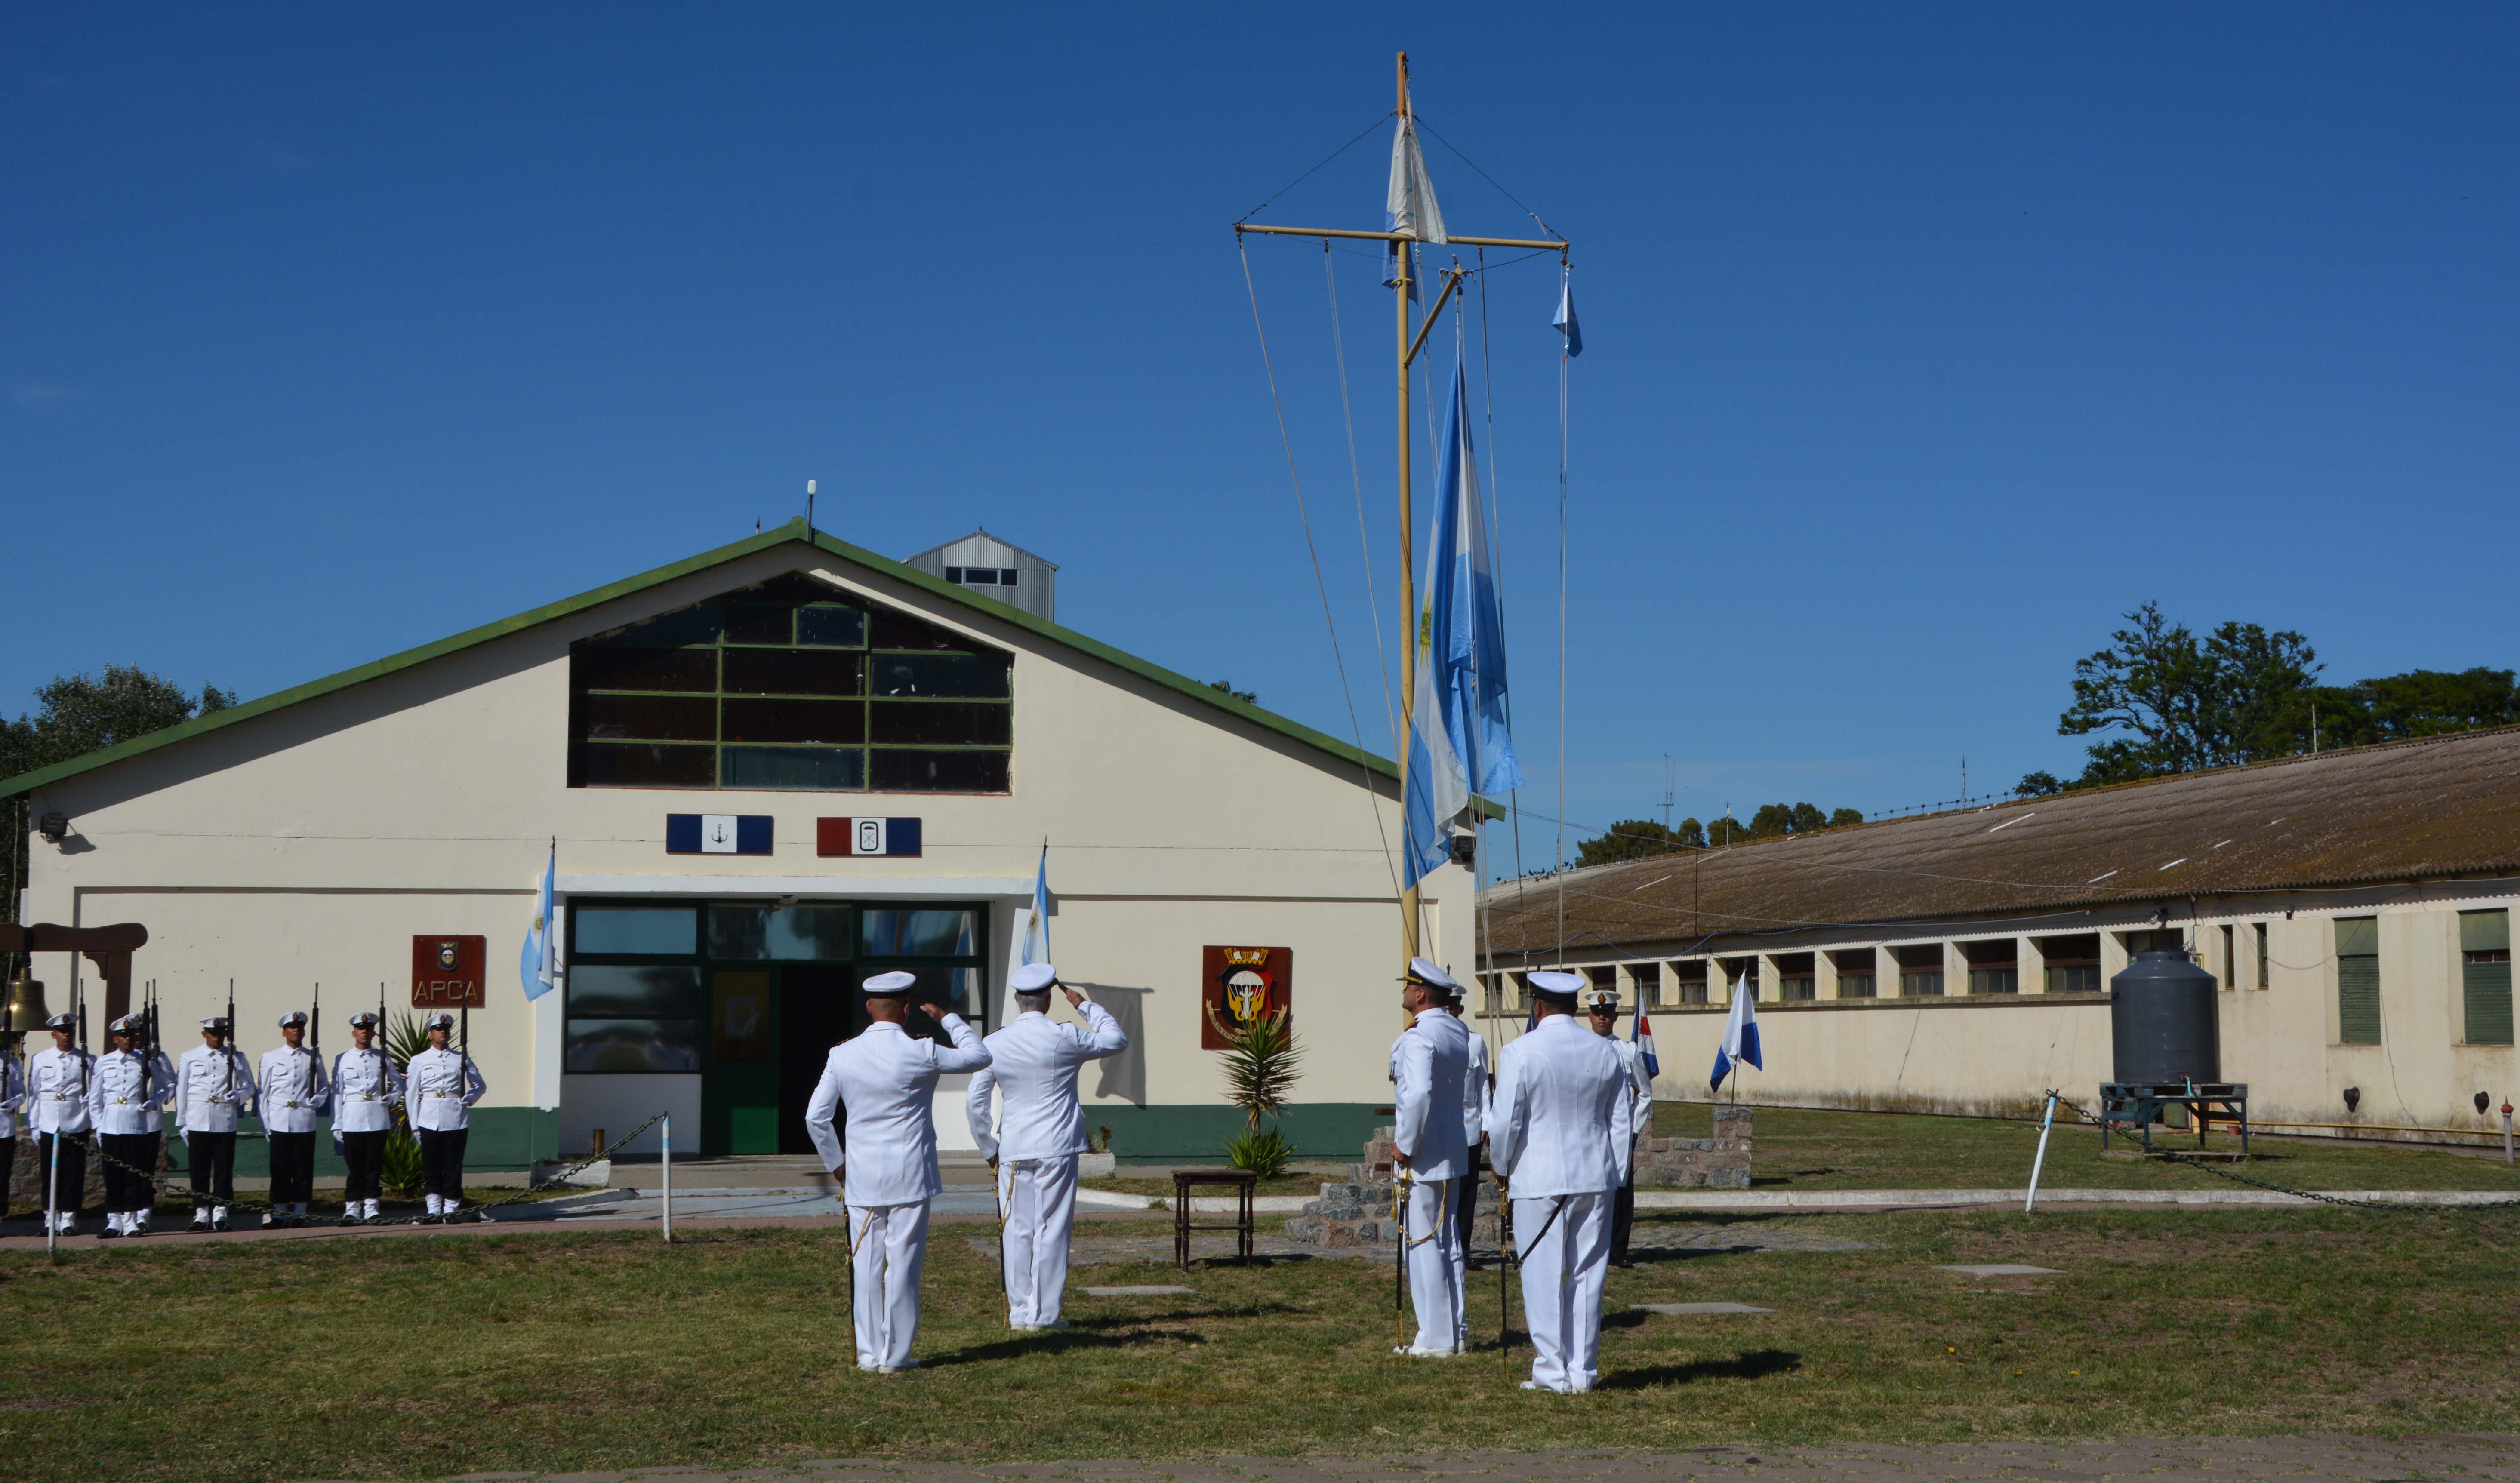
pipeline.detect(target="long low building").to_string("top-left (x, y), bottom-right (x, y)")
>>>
top-left (3, 521), bottom-right (1475, 1171)
top-left (1477, 726), bottom-right (2520, 1140)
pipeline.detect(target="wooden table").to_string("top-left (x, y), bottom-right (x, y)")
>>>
top-left (1171, 1167), bottom-right (1258, 1269)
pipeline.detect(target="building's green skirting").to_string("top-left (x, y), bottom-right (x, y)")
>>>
top-left (1084, 1103), bottom-right (1388, 1166)
top-left (161, 1107), bottom-right (559, 1177)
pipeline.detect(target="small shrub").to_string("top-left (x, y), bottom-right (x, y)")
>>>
top-left (382, 1131), bottom-right (423, 1197)
top-left (1225, 1124), bottom-right (1298, 1179)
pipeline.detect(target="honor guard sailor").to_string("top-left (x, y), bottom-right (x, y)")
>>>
top-left (89, 1015), bottom-right (174, 1238)
top-left (1390, 957), bottom-right (1474, 1356)
top-left (1442, 971), bottom-right (1491, 1350)
top-left (1491, 970), bottom-right (1638, 1394)
top-left (260, 1012), bottom-right (328, 1228)
top-left (965, 962), bottom-right (1129, 1331)
top-left (806, 970), bottom-right (991, 1373)
top-left (177, 1016), bottom-right (256, 1232)
top-left (328, 1012), bottom-right (402, 1225)
top-left (1583, 987), bottom-right (1655, 1267)
top-left (0, 1021), bottom-right (27, 1221)
top-left (405, 1012), bottom-right (487, 1222)
top-left (28, 1013), bottom-right (94, 1235)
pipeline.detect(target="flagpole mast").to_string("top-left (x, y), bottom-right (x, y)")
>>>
top-left (1395, 49), bottom-right (1420, 968)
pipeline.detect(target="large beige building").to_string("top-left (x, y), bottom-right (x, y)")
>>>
top-left (1479, 727), bottom-right (2520, 1141)
top-left (3, 521), bottom-right (1474, 1171)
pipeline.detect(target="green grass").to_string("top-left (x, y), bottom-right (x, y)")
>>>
top-left (9, 1202), bottom-right (2520, 1483)
top-left (1659, 1103), bottom-right (2520, 1191)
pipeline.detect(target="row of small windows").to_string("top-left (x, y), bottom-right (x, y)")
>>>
top-left (944, 566), bottom-right (1020, 587)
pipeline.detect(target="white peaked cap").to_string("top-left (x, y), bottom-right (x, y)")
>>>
top-left (1405, 957), bottom-right (1459, 991)
top-left (1582, 988), bottom-right (1620, 1011)
top-left (424, 1012), bottom-right (456, 1030)
top-left (278, 1011), bottom-right (307, 1028)
top-left (1010, 963), bottom-right (1057, 992)
top-left (862, 970), bottom-right (918, 996)
top-left (200, 1016), bottom-right (230, 1031)
top-left (1527, 971), bottom-right (1585, 997)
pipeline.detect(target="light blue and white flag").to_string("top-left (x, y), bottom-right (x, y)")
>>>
top-left (1402, 354), bottom-right (1522, 888)
top-left (518, 842), bottom-right (557, 1001)
top-left (1023, 843), bottom-right (1052, 965)
top-left (1553, 270), bottom-right (1582, 359)
top-left (1709, 972), bottom-right (1762, 1091)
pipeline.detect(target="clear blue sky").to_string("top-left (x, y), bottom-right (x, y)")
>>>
top-left (8, 6), bottom-right (2516, 876)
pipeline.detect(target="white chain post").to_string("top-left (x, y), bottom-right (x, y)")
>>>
top-left (660, 1112), bottom-right (672, 1244)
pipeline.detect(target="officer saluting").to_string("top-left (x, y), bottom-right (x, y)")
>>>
top-left (1390, 957), bottom-right (1474, 1357)
top-left (28, 1012), bottom-right (94, 1235)
top-left (90, 1014), bottom-right (174, 1238)
top-left (329, 1011), bottom-right (402, 1225)
top-left (259, 1012), bottom-right (327, 1228)
top-left (177, 1015), bottom-right (256, 1232)
top-left (404, 1012), bottom-right (487, 1223)
top-left (965, 962), bottom-right (1129, 1332)
top-left (805, 970), bottom-right (991, 1374)
top-left (1491, 969), bottom-right (1638, 1395)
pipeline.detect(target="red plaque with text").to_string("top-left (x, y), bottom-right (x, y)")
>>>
top-left (411, 935), bottom-right (487, 1008)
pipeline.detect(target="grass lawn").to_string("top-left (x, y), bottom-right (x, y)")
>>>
top-left (10, 1200), bottom-right (2520, 1483)
top-left (1657, 1103), bottom-right (2520, 1192)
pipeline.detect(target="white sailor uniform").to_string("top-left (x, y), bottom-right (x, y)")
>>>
top-left (966, 995), bottom-right (1129, 1328)
top-left (1391, 1003), bottom-right (1473, 1354)
top-left (176, 1042), bottom-right (257, 1225)
top-left (89, 1044), bottom-right (175, 1232)
top-left (1606, 1031), bottom-right (1654, 1262)
top-left (1454, 1022), bottom-right (1491, 1345)
top-left (0, 1053), bottom-right (24, 1206)
top-left (1491, 1011), bottom-right (1638, 1394)
top-left (404, 1045), bottom-right (487, 1217)
top-left (328, 1043), bottom-right (404, 1219)
top-left (28, 1043), bottom-right (95, 1231)
top-left (806, 1012), bottom-right (991, 1371)
top-left (259, 1040), bottom-right (329, 1221)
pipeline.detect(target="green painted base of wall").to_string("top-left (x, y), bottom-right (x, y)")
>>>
top-left (1084, 1103), bottom-right (1388, 1166)
top-left (160, 1107), bottom-right (560, 1178)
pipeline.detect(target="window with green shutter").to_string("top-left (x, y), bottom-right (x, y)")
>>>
top-left (2461, 909), bottom-right (2512, 1046)
top-left (2336, 917), bottom-right (2381, 1045)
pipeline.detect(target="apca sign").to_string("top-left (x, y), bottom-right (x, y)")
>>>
top-left (412, 936), bottom-right (486, 1008)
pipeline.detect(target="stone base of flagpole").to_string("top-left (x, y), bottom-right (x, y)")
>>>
top-left (1633, 1105), bottom-right (1755, 1190)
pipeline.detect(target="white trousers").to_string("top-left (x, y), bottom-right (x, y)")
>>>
top-left (1405, 1176), bottom-right (1463, 1352)
top-left (997, 1154), bottom-right (1080, 1327)
top-left (848, 1200), bottom-right (931, 1370)
top-left (1513, 1191), bottom-right (1613, 1393)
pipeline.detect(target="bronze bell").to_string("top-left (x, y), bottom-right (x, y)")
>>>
top-left (3, 971), bottom-right (48, 1036)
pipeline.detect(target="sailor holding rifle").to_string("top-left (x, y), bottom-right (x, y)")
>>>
top-left (0, 1025), bottom-right (24, 1221)
top-left (806, 970), bottom-right (991, 1373)
top-left (1490, 969), bottom-right (1637, 1394)
top-left (965, 961), bottom-right (1129, 1332)
top-left (89, 1014), bottom-right (174, 1238)
top-left (1583, 985), bottom-right (1655, 1267)
top-left (29, 1012), bottom-right (93, 1235)
top-left (329, 1011), bottom-right (402, 1225)
top-left (1390, 957), bottom-right (1476, 1356)
top-left (406, 1011), bottom-right (487, 1223)
top-left (176, 1015), bottom-right (255, 1233)
top-left (259, 1011), bottom-right (327, 1228)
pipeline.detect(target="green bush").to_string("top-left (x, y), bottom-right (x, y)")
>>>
top-left (1224, 1124), bottom-right (1297, 1179)
top-left (382, 1131), bottom-right (423, 1197)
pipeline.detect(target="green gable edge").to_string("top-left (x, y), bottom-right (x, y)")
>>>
top-left (2, 517), bottom-right (1500, 818)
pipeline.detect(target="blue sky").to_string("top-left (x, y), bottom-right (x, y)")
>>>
top-left (8, 6), bottom-right (2516, 876)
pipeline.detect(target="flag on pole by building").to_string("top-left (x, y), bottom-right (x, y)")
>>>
top-left (1403, 355), bottom-right (1522, 888)
top-left (1709, 972), bottom-right (1761, 1090)
top-left (1023, 843), bottom-right (1052, 965)
top-left (518, 841), bottom-right (558, 1001)
top-left (1631, 992), bottom-right (1660, 1080)
top-left (1553, 270), bottom-right (1583, 359)
top-left (1383, 113), bottom-right (1446, 293)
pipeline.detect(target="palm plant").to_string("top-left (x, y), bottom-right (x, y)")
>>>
top-left (380, 1011), bottom-right (429, 1197)
top-left (1219, 1008), bottom-right (1302, 1175)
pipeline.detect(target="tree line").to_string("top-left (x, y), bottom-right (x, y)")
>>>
top-left (1574, 803), bottom-right (1865, 867)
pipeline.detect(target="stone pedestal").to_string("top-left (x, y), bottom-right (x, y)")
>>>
top-left (1634, 1104), bottom-right (1754, 1189)
top-left (1284, 1126), bottom-right (1504, 1248)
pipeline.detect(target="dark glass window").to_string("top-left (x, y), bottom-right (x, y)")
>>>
top-left (567, 965), bottom-right (706, 1018)
top-left (709, 905), bottom-right (856, 960)
top-left (796, 606), bottom-right (866, 648)
top-left (573, 908), bottom-right (698, 956)
top-left (869, 652), bottom-right (1010, 698)
top-left (722, 603), bottom-right (798, 645)
top-left (579, 743), bottom-right (716, 788)
top-left (565, 1018), bottom-right (705, 1074)
top-left (863, 908), bottom-right (977, 957)
top-left (721, 746), bottom-right (865, 791)
top-left (871, 749), bottom-right (1009, 793)
top-left (723, 698), bottom-right (863, 745)
top-left (872, 703), bottom-right (1012, 746)
top-left (580, 694), bottom-right (716, 742)
top-left (722, 649), bottom-right (863, 697)
top-left (576, 647), bottom-right (717, 693)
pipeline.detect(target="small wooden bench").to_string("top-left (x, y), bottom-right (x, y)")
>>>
top-left (1171, 1167), bottom-right (1258, 1269)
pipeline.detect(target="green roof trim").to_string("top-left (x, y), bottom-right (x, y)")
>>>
top-left (0, 519), bottom-right (1464, 809)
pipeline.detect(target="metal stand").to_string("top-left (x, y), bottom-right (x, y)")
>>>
top-left (2098, 1081), bottom-right (2251, 1155)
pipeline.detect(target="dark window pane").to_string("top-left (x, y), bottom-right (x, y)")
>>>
top-left (576, 646), bottom-right (717, 693)
top-left (722, 603), bottom-right (796, 645)
top-left (572, 908), bottom-right (697, 956)
top-left (871, 702), bottom-right (1011, 745)
top-left (796, 606), bottom-right (866, 648)
top-left (870, 748), bottom-right (1008, 793)
top-left (579, 742), bottom-right (716, 788)
top-left (565, 1018), bottom-right (703, 1073)
top-left (723, 697), bottom-right (865, 745)
top-left (884, 967), bottom-right (982, 1038)
top-left (579, 694), bottom-right (716, 742)
top-left (722, 648), bottom-right (864, 697)
top-left (868, 652), bottom-right (1010, 698)
top-left (999, 569), bottom-right (1020, 586)
top-left (710, 905), bottom-right (855, 961)
top-left (871, 609), bottom-right (980, 652)
top-left (862, 908), bottom-right (977, 957)
top-left (721, 745), bottom-right (865, 791)
top-left (961, 569), bottom-right (1000, 585)
top-left (590, 604), bottom-right (720, 648)
top-left (567, 965), bottom-right (706, 1018)
top-left (943, 567), bottom-right (963, 582)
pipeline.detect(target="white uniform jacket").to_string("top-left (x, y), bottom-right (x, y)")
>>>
top-left (1489, 1014), bottom-right (1636, 1199)
top-left (1464, 1026), bottom-right (1491, 1148)
top-left (0, 1053), bottom-right (26, 1138)
top-left (27, 1046), bottom-right (95, 1137)
top-left (328, 1046), bottom-right (404, 1134)
top-left (806, 1015), bottom-right (990, 1207)
top-left (965, 1000), bottom-right (1128, 1164)
top-left (88, 1049), bottom-right (176, 1136)
top-left (1611, 1037), bottom-right (1654, 1155)
top-left (176, 1046), bottom-right (257, 1134)
top-left (257, 1045), bottom-right (330, 1135)
top-left (404, 1047), bottom-right (486, 1132)
top-left (1390, 1007), bottom-right (1472, 1180)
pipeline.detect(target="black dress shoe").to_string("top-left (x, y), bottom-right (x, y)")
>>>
top-left (188, 1220), bottom-right (213, 1234)
top-left (98, 1228), bottom-right (122, 1240)
top-left (210, 1218), bottom-right (231, 1233)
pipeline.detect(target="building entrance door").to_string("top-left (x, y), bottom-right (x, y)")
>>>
top-left (778, 966), bottom-right (854, 1155)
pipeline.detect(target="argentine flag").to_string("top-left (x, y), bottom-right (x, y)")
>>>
top-left (1023, 843), bottom-right (1052, 965)
top-left (518, 843), bottom-right (557, 1001)
top-left (1709, 972), bottom-right (1761, 1091)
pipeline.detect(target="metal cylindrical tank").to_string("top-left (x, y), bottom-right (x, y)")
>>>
top-left (2110, 948), bottom-right (2221, 1083)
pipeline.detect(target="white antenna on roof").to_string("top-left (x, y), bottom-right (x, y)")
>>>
top-left (806, 479), bottom-right (817, 532)
top-left (1660, 754), bottom-right (1675, 833)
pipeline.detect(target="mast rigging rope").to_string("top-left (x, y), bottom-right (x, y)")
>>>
top-left (1322, 243), bottom-right (1399, 762)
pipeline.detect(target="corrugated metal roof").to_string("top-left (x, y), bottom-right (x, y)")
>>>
top-left (1480, 725), bottom-right (2520, 959)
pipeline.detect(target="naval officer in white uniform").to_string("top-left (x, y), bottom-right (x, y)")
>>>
top-left (1584, 986), bottom-right (1655, 1266)
top-left (965, 961), bottom-right (1129, 1331)
top-left (1491, 969), bottom-right (1637, 1394)
top-left (806, 969), bottom-right (992, 1373)
top-left (176, 1015), bottom-right (256, 1232)
top-left (1442, 971), bottom-right (1491, 1349)
top-left (90, 1014), bottom-right (174, 1238)
top-left (28, 1013), bottom-right (94, 1234)
top-left (1390, 957), bottom-right (1474, 1356)
top-left (259, 1011), bottom-right (328, 1228)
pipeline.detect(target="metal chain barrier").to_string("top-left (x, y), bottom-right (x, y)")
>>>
top-left (2046, 1091), bottom-right (2520, 1212)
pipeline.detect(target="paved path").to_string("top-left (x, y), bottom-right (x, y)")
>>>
top-left (311, 1435), bottom-right (2520, 1483)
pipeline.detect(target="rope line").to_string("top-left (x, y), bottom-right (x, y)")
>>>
top-left (2045, 1091), bottom-right (2520, 1211)
top-left (1324, 242), bottom-right (1400, 762)
top-left (1236, 111), bottom-right (1397, 225)
top-left (1413, 116), bottom-right (1561, 241)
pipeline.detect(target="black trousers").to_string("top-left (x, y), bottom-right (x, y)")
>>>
top-left (1610, 1176), bottom-right (1636, 1264)
top-left (188, 1130), bottom-right (237, 1206)
top-left (419, 1127), bottom-right (468, 1202)
top-left (0, 1137), bottom-right (12, 1215)
top-left (100, 1132), bottom-right (159, 1215)
top-left (340, 1129), bottom-right (387, 1202)
top-left (267, 1131), bottom-right (316, 1205)
top-left (37, 1132), bottom-right (86, 1215)
top-left (1455, 1156), bottom-right (1482, 1254)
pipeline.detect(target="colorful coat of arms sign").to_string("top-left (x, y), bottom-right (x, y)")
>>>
top-left (1201, 945), bottom-right (1291, 1049)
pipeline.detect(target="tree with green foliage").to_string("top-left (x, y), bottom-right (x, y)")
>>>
top-left (1573, 818), bottom-right (1698, 867)
top-left (2058, 603), bottom-right (2319, 785)
top-left (1205, 680), bottom-right (1257, 705)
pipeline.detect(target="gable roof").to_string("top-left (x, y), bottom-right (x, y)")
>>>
top-left (0, 519), bottom-right (1389, 800)
top-left (905, 529), bottom-right (1060, 571)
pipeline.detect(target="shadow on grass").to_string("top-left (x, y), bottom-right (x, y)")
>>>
top-left (1597, 1348), bottom-right (1800, 1389)
top-left (922, 1326), bottom-right (1209, 1367)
